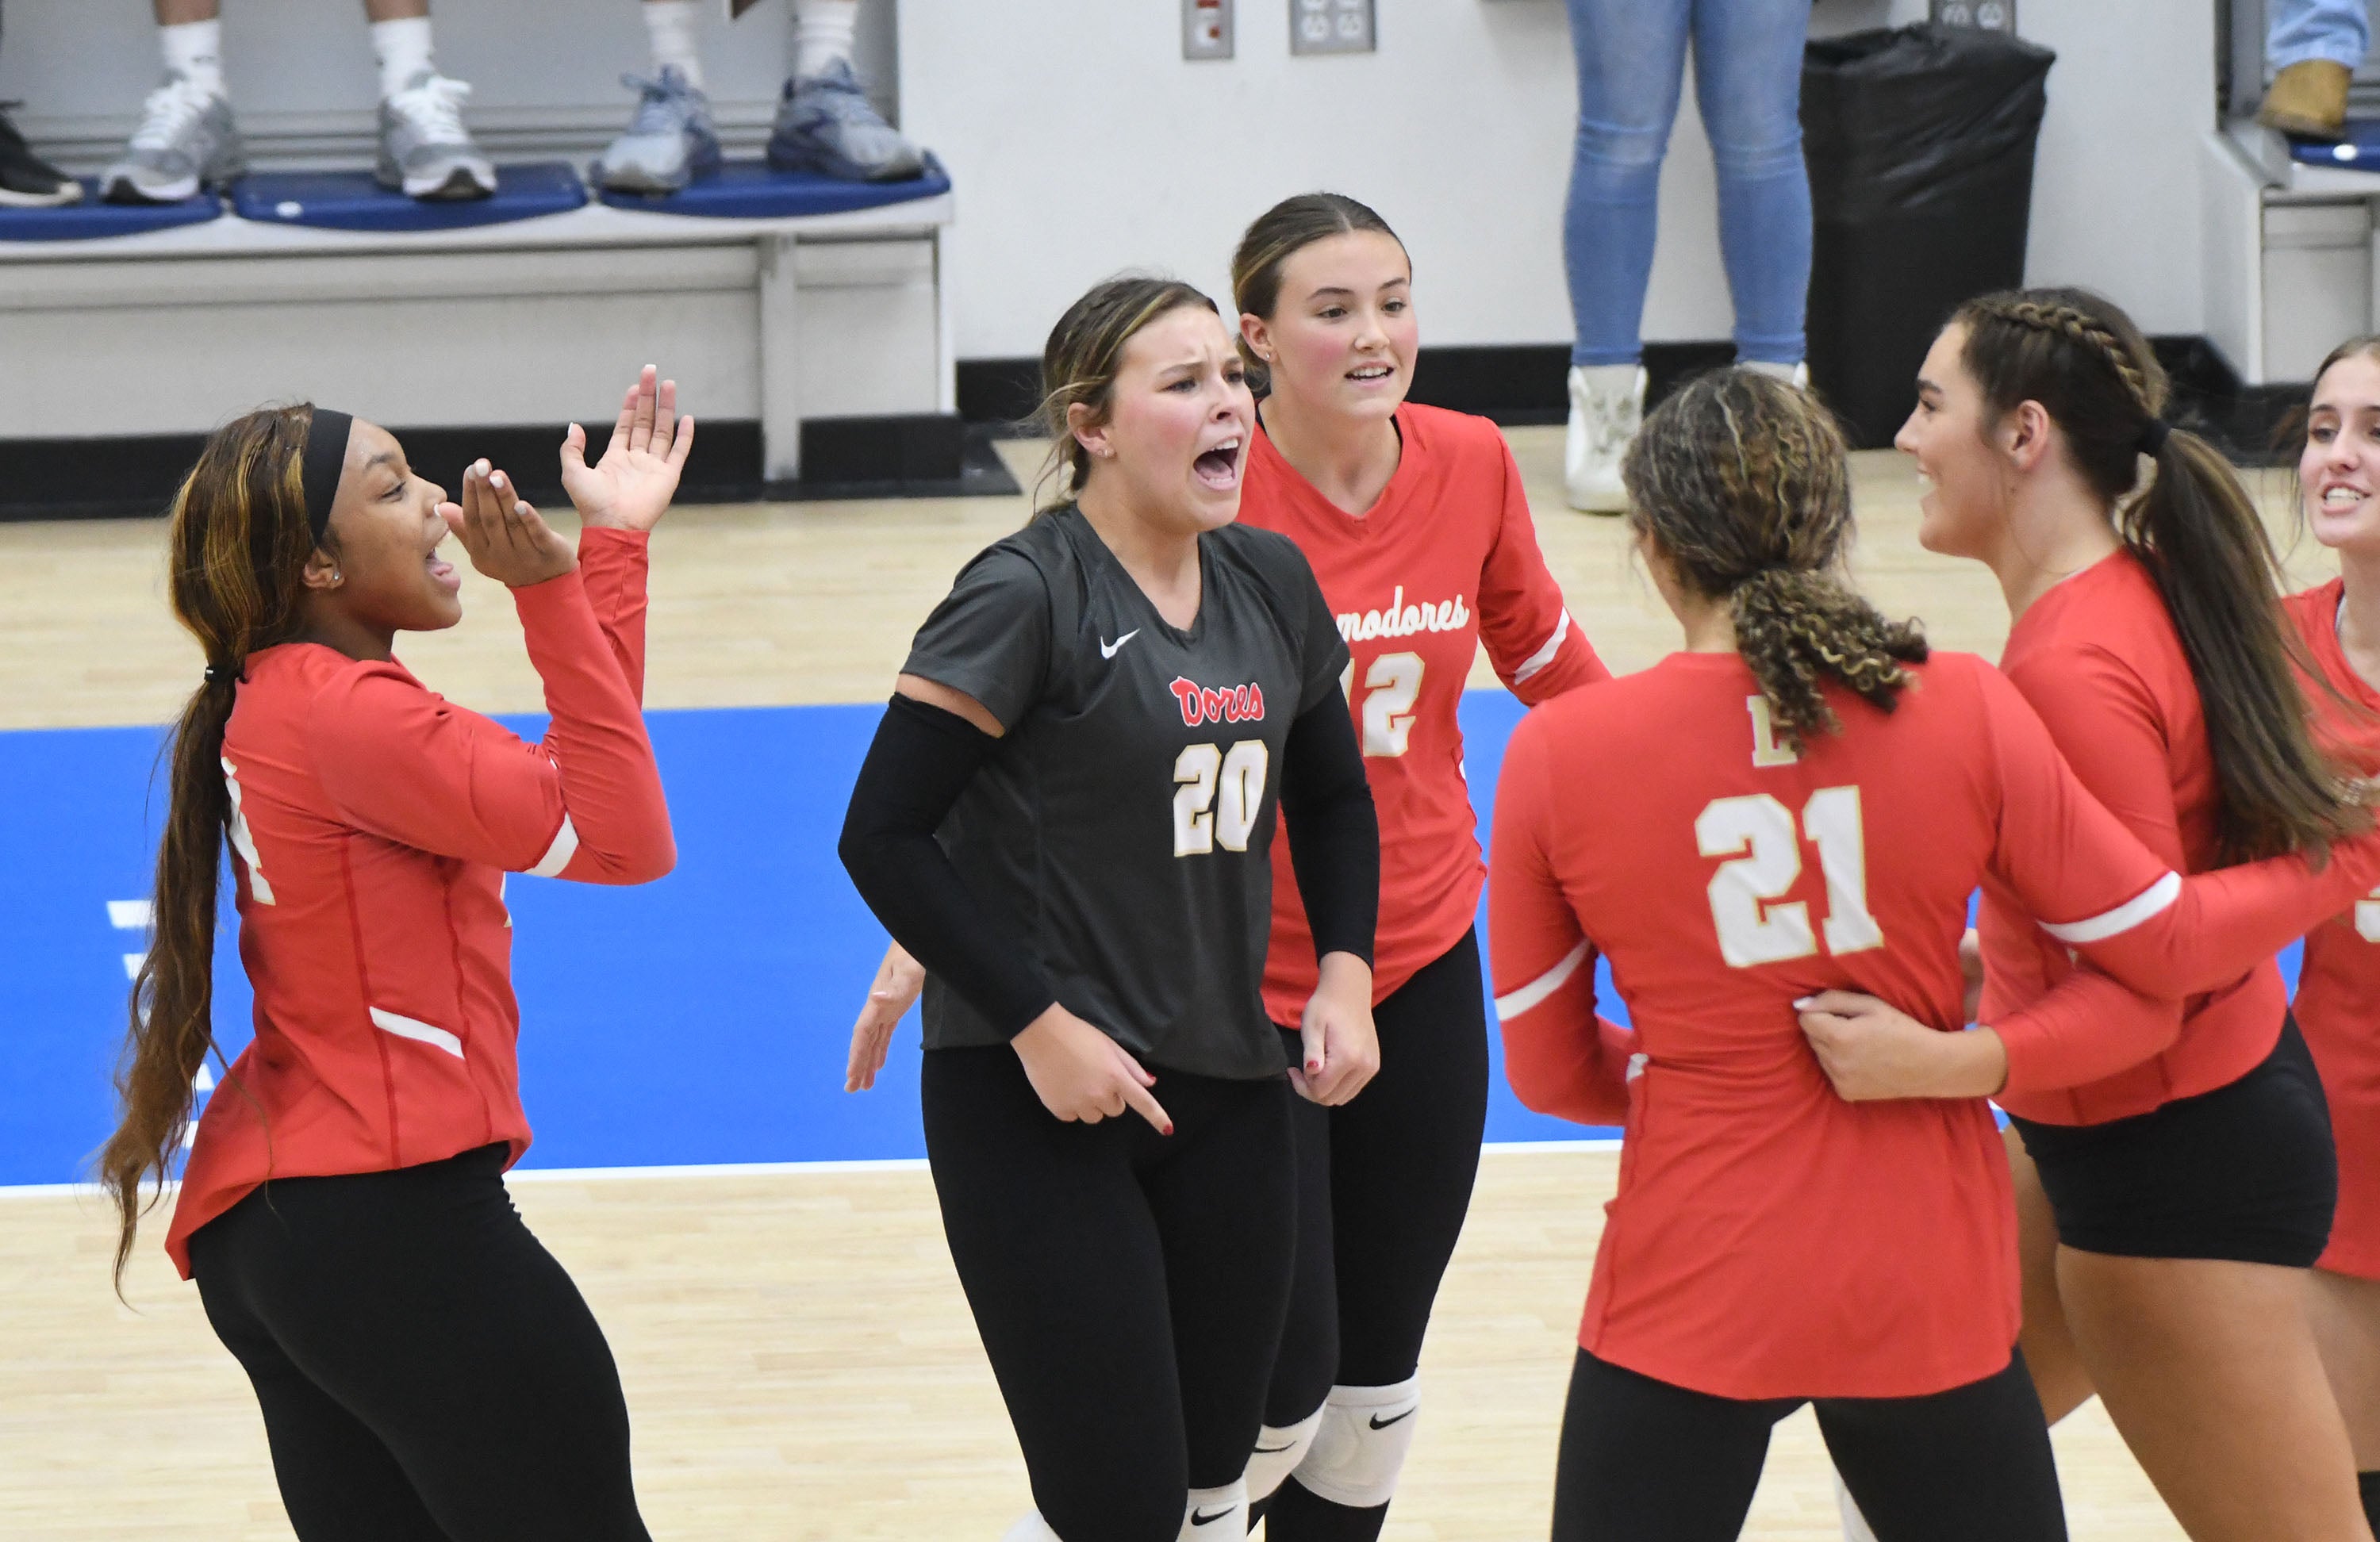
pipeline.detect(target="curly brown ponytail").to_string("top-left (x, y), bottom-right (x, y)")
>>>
top-left (1623, 369), bottom-right (1928, 750)
top-left (99, 405), bottom-right (319, 1291)
top-left (1956, 287), bottom-right (2367, 861)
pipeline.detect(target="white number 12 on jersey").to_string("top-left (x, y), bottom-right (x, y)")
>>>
top-left (1695, 787), bottom-right (1882, 968)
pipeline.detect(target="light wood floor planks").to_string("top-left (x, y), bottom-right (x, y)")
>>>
top-left (2, 425), bottom-right (2323, 1538)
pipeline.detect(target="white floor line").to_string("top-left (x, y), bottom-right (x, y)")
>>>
top-left (0, 1137), bottom-right (1622, 1199)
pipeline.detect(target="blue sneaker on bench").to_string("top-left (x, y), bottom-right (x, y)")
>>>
top-left (597, 68), bottom-right (721, 195)
top-left (766, 58), bottom-right (923, 182)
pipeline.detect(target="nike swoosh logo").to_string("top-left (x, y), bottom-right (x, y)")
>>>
top-left (1252, 1443), bottom-right (1293, 1454)
top-left (1100, 629), bottom-right (1140, 659)
top-left (1368, 1408), bottom-right (1417, 1429)
top-left (1191, 1507), bottom-right (1235, 1526)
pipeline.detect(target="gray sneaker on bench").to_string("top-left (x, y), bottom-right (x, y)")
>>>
top-left (101, 72), bottom-right (243, 204)
top-left (597, 67), bottom-right (721, 194)
top-left (766, 58), bottom-right (923, 182)
top-left (377, 70), bottom-right (495, 201)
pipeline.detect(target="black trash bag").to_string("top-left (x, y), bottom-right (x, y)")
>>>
top-left (1801, 24), bottom-right (2056, 447)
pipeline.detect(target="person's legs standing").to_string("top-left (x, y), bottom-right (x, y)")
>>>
top-left (1817, 1352), bottom-right (2067, 1542)
top-left (1142, 1072), bottom-right (1299, 1534)
top-left (185, 1148), bottom-right (652, 1542)
top-left (1551, 1349), bottom-right (1788, 1541)
top-left (102, 0), bottom-right (241, 202)
top-left (1560, 0), bottom-right (1688, 510)
top-left (1688, 0), bottom-right (1812, 370)
top-left (1247, 1056), bottom-right (1338, 1514)
top-left (1266, 933), bottom-right (1490, 1542)
top-left (923, 1046), bottom-right (1198, 1542)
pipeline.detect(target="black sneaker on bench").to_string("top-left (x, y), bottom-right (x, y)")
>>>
top-left (0, 102), bottom-right (81, 207)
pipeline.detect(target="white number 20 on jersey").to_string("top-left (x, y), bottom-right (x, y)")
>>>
top-left (1174, 740), bottom-right (1269, 857)
top-left (1695, 787), bottom-right (1881, 967)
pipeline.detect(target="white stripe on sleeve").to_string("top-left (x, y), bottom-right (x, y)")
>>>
top-left (1510, 609), bottom-right (1573, 685)
top-left (2038, 870), bottom-right (2182, 944)
top-left (1495, 938), bottom-right (1591, 1021)
top-left (527, 814), bottom-right (579, 878)
top-left (370, 1007), bottom-right (464, 1058)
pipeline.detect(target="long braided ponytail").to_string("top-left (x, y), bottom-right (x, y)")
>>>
top-left (99, 406), bottom-right (319, 1291)
top-left (1623, 369), bottom-right (1929, 750)
top-left (1956, 287), bottom-right (2366, 860)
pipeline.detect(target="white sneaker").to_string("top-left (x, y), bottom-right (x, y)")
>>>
top-left (376, 70), bottom-right (495, 200)
top-left (1564, 363), bottom-right (1645, 514)
top-left (1741, 359), bottom-right (1810, 389)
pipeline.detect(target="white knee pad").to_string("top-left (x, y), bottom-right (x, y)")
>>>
top-left (1835, 1473), bottom-right (1879, 1542)
top-left (1242, 1406), bottom-right (1325, 1502)
top-left (1001, 1511), bottom-right (1063, 1542)
top-left (1178, 1478), bottom-right (1248, 1540)
top-left (1288, 1378), bottom-right (1421, 1509)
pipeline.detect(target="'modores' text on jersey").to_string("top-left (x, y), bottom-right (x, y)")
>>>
top-left (901, 504), bottom-right (1349, 1080)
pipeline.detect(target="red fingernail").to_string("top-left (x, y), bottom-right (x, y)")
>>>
top-left (1162, 1124), bottom-right (1175, 1136)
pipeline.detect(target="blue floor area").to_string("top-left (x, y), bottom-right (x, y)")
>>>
top-left (0, 690), bottom-right (1607, 1187)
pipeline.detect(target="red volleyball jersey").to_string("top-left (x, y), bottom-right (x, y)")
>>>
top-left (1983, 551), bottom-right (2290, 1126)
top-left (1238, 402), bottom-right (1606, 1020)
top-left (164, 530), bottom-right (674, 1276)
top-left (1490, 648), bottom-right (2380, 1399)
top-left (2284, 578), bottom-right (2380, 1279)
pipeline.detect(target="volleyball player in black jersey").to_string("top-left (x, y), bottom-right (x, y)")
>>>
top-left (839, 276), bottom-right (1382, 1542)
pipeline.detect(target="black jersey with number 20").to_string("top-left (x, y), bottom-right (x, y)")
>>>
top-left (900, 504), bottom-right (1351, 1080)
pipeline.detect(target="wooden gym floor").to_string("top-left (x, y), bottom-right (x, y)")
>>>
top-left (0, 430), bottom-right (2335, 1539)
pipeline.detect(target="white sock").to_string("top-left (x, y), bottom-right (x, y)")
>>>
top-left (160, 18), bottom-right (225, 97)
top-left (370, 16), bottom-right (436, 100)
top-left (641, 0), bottom-right (706, 90)
top-left (793, 0), bottom-right (859, 79)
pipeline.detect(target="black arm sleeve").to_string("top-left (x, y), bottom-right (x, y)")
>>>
top-left (838, 694), bottom-right (1058, 1038)
top-left (1278, 685), bottom-right (1379, 968)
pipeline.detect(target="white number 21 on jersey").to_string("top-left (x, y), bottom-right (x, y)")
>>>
top-left (1695, 787), bottom-right (1881, 968)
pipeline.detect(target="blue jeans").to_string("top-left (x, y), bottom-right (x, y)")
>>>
top-left (1563, 0), bottom-right (1812, 367)
top-left (2270, 0), bottom-right (2370, 71)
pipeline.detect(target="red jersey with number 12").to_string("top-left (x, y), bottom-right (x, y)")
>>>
top-left (1238, 402), bottom-right (1606, 1019)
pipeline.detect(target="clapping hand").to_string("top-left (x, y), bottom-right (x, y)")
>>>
top-left (440, 460), bottom-right (574, 589)
top-left (561, 365), bottom-right (694, 533)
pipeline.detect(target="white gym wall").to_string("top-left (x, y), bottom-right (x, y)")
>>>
top-left (900, 0), bottom-right (2220, 361)
top-left (0, 1), bottom-right (2231, 361)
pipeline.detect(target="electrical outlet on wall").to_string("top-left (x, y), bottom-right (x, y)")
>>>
top-left (1932, 0), bottom-right (2016, 31)
top-left (1290, 0), bottom-right (1375, 56)
top-left (1184, 0), bottom-right (1234, 60)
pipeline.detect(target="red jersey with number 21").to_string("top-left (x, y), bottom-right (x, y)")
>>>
top-left (1237, 402), bottom-right (1606, 1021)
top-left (1487, 649), bottom-right (2337, 1399)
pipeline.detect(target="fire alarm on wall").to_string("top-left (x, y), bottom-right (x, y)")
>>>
top-left (1184, 0), bottom-right (1234, 61)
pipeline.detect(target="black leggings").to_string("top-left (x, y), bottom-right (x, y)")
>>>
top-left (186, 1145), bottom-right (650, 1542)
top-left (1553, 1348), bottom-right (2066, 1542)
top-left (921, 1044), bottom-right (1297, 1542)
top-left (1263, 930), bottom-right (1491, 1538)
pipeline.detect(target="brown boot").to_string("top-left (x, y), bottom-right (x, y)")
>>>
top-left (2260, 58), bottom-right (2353, 140)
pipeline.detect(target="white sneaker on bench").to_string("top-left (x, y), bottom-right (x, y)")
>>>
top-left (102, 72), bottom-right (244, 205)
top-left (377, 71), bottom-right (495, 201)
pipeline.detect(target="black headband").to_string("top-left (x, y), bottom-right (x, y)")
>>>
top-left (301, 408), bottom-right (354, 543)
top-left (2138, 416), bottom-right (2172, 457)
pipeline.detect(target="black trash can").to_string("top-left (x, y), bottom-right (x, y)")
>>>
top-left (1801, 25), bottom-right (2055, 447)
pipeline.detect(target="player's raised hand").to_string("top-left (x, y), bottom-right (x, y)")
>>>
top-left (1795, 990), bottom-right (2007, 1103)
top-left (846, 942), bottom-right (926, 1092)
top-left (1292, 951), bottom-right (1379, 1106)
top-left (560, 365), bottom-right (694, 533)
top-left (1012, 1003), bottom-right (1173, 1134)
top-left (440, 460), bottom-right (574, 589)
